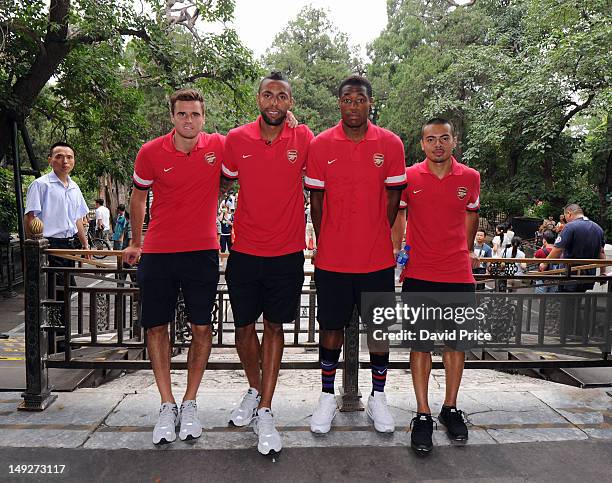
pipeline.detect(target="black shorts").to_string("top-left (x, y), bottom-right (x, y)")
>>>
top-left (225, 250), bottom-right (305, 327)
top-left (315, 266), bottom-right (395, 330)
top-left (137, 250), bottom-right (219, 329)
top-left (401, 277), bottom-right (476, 352)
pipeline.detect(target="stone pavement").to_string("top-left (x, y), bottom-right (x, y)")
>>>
top-left (1, 368), bottom-right (611, 451)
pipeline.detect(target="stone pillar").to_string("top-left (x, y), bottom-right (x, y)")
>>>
top-left (19, 218), bottom-right (57, 411)
top-left (338, 307), bottom-right (363, 411)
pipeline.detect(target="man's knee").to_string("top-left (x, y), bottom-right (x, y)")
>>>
top-left (263, 320), bottom-right (283, 336)
top-left (147, 324), bottom-right (169, 338)
top-left (191, 323), bottom-right (212, 340)
top-left (235, 323), bottom-right (256, 344)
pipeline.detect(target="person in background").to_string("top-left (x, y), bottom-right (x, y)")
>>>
top-left (492, 223), bottom-right (511, 257)
top-left (24, 142), bottom-right (90, 308)
top-left (219, 207), bottom-right (233, 253)
top-left (95, 198), bottom-right (111, 241)
top-left (112, 204), bottom-right (127, 250)
top-left (534, 230), bottom-right (558, 294)
top-left (555, 214), bottom-right (566, 233)
top-left (502, 236), bottom-right (527, 291)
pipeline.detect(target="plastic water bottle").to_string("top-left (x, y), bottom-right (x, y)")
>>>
top-left (396, 244), bottom-right (411, 266)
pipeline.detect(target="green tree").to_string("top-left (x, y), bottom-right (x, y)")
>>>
top-left (369, 0), bottom-right (612, 227)
top-left (1, 0), bottom-right (259, 222)
top-left (262, 7), bottom-right (363, 134)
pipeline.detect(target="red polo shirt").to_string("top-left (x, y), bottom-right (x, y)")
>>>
top-left (222, 118), bottom-right (314, 257)
top-left (132, 130), bottom-right (224, 253)
top-left (400, 157), bottom-right (480, 283)
top-left (305, 121), bottom-right (407, 273)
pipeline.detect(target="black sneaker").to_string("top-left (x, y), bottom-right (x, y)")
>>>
top-left (438, 406), bottom-right (468, 442)
top-left (410, 413), bottom-right (434, 455)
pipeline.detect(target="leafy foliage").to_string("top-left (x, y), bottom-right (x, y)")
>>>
top-left (262, 7), bottom-right (363, 134)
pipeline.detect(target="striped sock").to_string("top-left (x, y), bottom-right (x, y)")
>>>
top-left (370, 352), bottom-right (389, 395)
top-left (320, 345), bottom-right (341, 395)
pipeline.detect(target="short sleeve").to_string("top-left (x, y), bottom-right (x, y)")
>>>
top-left (304, 137), bottom-right (325, 191)
top-left (221, 132), bottom-right (239, 179)
top-left (133, 147), bottom-right (155, 190)
top-left (384, 135), bottom-right (407, 190)
top-left (466, 170), bottom-right (481, 212)
top-left (301, 127), bottom-right (315, 171)
top-left (399, 185), bottom-right (408, 209)
top-left (24, 179), bottom-right (43, 216)
top-left (554, 225), bottom-right (572, 249)
top-left (75, 187), bottom-right (89, 219)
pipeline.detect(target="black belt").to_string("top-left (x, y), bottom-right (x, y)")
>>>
top-left (48, 236), bottom-right (79, 248)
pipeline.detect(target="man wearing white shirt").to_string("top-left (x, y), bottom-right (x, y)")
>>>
top-left (24, 142), bottom-right (89, 304)
top-left (95, 198), bottom-right (111, 240)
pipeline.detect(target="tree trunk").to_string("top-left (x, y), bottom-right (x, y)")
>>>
top-left (0, 0), bottom-right (72, 162)
top-left (597, 113), bottom-right (612, 234)
top-left (98, 174), bottom-right (130, 226)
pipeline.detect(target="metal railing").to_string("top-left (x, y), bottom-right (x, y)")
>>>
top-left (0, 239), bottom-right (23, 295)
top-left (19, 236), bottom-right (612, 411)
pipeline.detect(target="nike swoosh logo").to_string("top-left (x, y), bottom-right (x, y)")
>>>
top-left (412, 189), bottom-right (422, 194)
top-left (164, 167), bottom-right (174, 172)
top-left (327, 159), bottom-right (337, 165)
top-left (242, 154), bottom-right (253, 158)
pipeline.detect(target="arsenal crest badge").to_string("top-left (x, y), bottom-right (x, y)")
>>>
top-left (457, 186), bottom-right (468, 200)
top-left (205, 152), bottom-right (216, 165)
top-left (373, 153), bottom-right (384, 167)
top-left (287, 149), bottom-right (298, 163)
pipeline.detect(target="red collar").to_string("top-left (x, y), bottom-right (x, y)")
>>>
top-left (161, 129), bottom-right (208, 153)
top-left (331, 120), bottom-right (379, 142)
top-left (416, 156), bottom-right (462, 176)
top-left (243, 116), bottom-right (292, 143)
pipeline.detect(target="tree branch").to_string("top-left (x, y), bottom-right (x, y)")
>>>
top-left (556, 93), bottom-right (596, 135)
top-left (3, 20), bottom-right (45, 52)
top-left (445, 0), bottom-right (477, 6)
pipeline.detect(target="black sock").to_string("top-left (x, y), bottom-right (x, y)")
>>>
top-left (320, 345), bottom-right (341, 394)
top-left (370, 352), bottom-right (389, 396)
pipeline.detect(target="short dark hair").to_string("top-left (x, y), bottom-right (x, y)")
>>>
top-left (258, 71), bottom-right (290, 93)
top-left (95, 198), bottom-right (104, 206)
top-left (421, 117), bottom-right (455, 138)
top-left (338, 75), bottom-right (373, 98)
top-left (542, 230), bottom-right (556, 244)
top-left (169, 88), bottom-right (205, 114)
top-left (564, 203), bottom-right (583, 215)
top-left (476, 229), bottom-right (486, 236)
top-left (117, 204), bottom-right (126, 212)
top-left (48, 142), bottom-right (74, 157)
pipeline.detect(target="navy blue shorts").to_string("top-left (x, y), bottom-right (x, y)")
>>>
top-left (315, 266), bottom-right (395, 330)
top-left (401, 277), bottom-right (476, 352)
top-left (225, 251), bottom-right (304, 327)
top-left (137, 250), bottom-right (219, 329)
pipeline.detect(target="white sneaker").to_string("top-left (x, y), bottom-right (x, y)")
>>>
top-left (366, 392), bottom-right (395, 433)
top-left (229, 388), bottom-right (260, 427)
top-left (179, 400), bottom-right (202, 441)
top-left (152, 402), bottom-right (179, 445)
top-left (310, 392), bottom-right (337, 434)
top-left (253, 408), bottom-right (282, 455)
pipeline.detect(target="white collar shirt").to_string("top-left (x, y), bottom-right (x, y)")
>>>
top-left (95, 205), bottom-right (111, 230)
top-left (24, 171), bottom-right (89, 238)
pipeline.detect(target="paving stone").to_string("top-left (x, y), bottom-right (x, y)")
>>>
top-left (531, 388), bottom-right (612, 411)
top-left (486, 428), bottom-right (588, 443)
top-left (0, 429), bottom-right (91, 448)
top-left (1, 392), bottom-right (124, 425)
top-left (583, 428), bottom-right (612, 440)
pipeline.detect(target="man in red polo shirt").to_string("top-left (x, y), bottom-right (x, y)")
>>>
top-left (221, 72), bottom-right (314, 455)
top-left (123, 88), bottom-right (223, 445)
top-left (399, 117), bottom-right (480, 455)
top-left (305, 75), bottom-right (407, 435)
